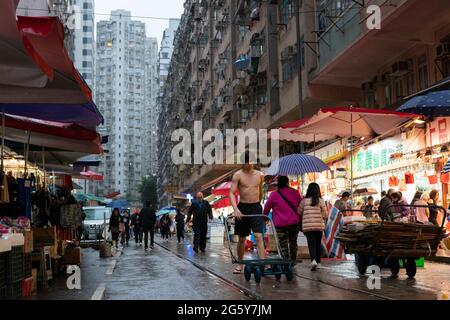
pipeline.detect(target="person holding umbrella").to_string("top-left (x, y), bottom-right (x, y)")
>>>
top-left (175, 208), bottom-right (186, 243)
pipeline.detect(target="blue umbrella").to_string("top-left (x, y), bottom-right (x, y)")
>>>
top-left (156, 207), bottom-right (177, 217)
top-left (264, 154), bottom-right (329, 176)
top-left (106, 199), bottom-right (131, 212)
top-left (397, 90), bottom-right (450, 116)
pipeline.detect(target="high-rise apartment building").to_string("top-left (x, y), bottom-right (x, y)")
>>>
top-left (157, 19), bottom-right (180, 206)
top-left (96, 10), bottom-right (158, 203)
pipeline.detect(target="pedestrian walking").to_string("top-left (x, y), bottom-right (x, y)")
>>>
top-left (298, 183), bottom-right (328, 271)
top-left (109, 208), bottom-right (121, 249)
top-left (175, 208), bottom-right (185, 243)
top-left (160, 214), bottom-right (170, 240)
top-left (263, 176), bottom-right (303, 262)
top-left (130, 210), bottom-right (142, 246)
top-left (187, 192), bottom-right (213, 254)
top-left (428, 189), bottom-right (440, 225)
top-left (139, 201), bottom-right (157, 251)
top-left (120, 210), bottom-right (131, 246)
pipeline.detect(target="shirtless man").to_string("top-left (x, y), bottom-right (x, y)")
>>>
top-left (230, 151), bottom-right (265, 274)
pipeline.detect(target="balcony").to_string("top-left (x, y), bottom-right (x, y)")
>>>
top-left (311, 0), bottom-right (450, 87)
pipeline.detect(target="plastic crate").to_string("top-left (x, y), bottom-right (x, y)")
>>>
top-left (0, 252), bottom-right (6, 288)
top-left (24, 254), bottom-right (32, 278)
top-left (4, 280), bottom-right (22, 300)
top-left (22, 277), bottom-right (33, 298)
top-left (399, 257), bottom-right (425, 268)
top-left (6, 248), bottom-right (24, 284)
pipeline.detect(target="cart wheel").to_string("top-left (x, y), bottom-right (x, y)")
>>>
top-left (244, 265), bottom-right (252, 282)
top-left (286, 265), bottom-right (294, 281)
top-left (254, 267), bottom-right (262, 284)
top-left (389, 258), bottom-right (400, 277)
top-left (275, 265), bottom-right (282, 280)
top-left (406, 259), bottom-right (417, 279)
top-left (356, 254), bottom-right (368, 275)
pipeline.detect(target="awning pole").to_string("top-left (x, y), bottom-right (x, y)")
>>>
top-left (25, 131), bottom-right (31, 177)
top-left (350, 113), bottom-right (354, 207)
top-left (1, 106), bottom-right (4, 173)
top-left (42, 147), bottom-right (46, 188)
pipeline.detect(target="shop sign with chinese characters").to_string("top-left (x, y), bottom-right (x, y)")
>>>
top-left (353, 130), bottom-right (425, 178)
top-left (427, 117), bottom-right (450, 147)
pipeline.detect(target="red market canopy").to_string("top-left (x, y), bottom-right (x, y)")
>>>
top-left (271, 118), bottom-right (336, 142)
top-left (213, 197), bottom-right (232, 209)
top-left (0, 1), bottom-right (103, 127)
top-left (212, 182), bottom-right (238, 197)
top-left (79, 171), bottom-right (104, 182)
top-left (292, 107), bottom-right (419, 137)
top-left (4, 113), bottom-right (99, 141)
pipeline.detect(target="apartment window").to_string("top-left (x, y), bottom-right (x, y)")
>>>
top-left (82, 49), bottom-right (92, 56)
top-left (385, 82), bottom-right (392, 106)
top-left (418, 54), bottom-right (428, 90)
top-left (82, 61), bottom-right (92, 68)
top-left (83, 14), bottom-right (89, 21)
top-left (162, 52), bottom-right (169, 59)
top-left (364, 92), bottom-right (376, 109)
top-left (394, 78), bottom-right (404, 101)
top-left (83, 26), bottom-right (93, 32)
top-left (83, 37), bottom-right (92, 44)
top-left (83, 2), bottom-right (92, 9)
top-left (406, 72), bottom-right (415, 96)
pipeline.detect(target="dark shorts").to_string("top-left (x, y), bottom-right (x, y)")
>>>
top-left (235, 203), bottom-right (264, 237)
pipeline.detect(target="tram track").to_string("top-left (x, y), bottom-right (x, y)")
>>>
top-left (156, 240), bottom-right (394, 300)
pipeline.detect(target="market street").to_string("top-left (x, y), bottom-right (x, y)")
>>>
top-left (31, 234), bottom-right (450, 300)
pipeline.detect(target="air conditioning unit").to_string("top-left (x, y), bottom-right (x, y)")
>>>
top-left (437, 42), bottom-right (450, 58)
top-left (240, 95), bottom-right (250, 105)
top-left (391, 60), bottom-right (411, 77)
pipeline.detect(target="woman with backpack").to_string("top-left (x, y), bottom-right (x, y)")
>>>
top-left (263, 176), bottom-right (303, 262)
top-left (298, 183), bottom-right (328, 271)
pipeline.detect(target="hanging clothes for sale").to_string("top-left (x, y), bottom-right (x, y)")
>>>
top-left (428, 174), bottom-right (438, 185)
top-left (0, 173), bottom-right (9, 203)
top-left (17, 178), bottom-right (32, 219)
top-left (405, 172), bottom-right (415, 184)
top-left (389, 175), bottom-right (399, 187)
top-left (441, 172), bottom-right (450, 184)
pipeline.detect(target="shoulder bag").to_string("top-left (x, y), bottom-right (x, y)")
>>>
top-left (277, 190), bottom-right (302, 231)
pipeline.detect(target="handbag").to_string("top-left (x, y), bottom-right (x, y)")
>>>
top-left (277, 190), bottom-right (302, 231)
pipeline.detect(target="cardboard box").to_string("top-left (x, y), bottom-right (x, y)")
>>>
top-left (33, 227), bottom-right (57, 248)
top-left (23, 229), bottom-right (33, 253)
top-left (31, 269), bottom-right (38, 294)
top-left (61, 247), bottom-right (81, 265)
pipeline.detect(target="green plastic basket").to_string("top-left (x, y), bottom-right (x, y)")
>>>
top-left (399, 257), bottom-right (425, 268)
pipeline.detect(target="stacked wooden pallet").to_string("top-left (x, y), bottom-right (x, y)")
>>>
top-left (336, 222), bottom-right (443, 257)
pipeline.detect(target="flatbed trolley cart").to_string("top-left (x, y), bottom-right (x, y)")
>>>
top-left (223, 214), bottom-right (295, 284)
top-left (338, 205), bottom-right (448, 278)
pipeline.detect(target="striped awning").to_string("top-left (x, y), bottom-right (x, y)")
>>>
top-left (443, 158), bottom-right (450, 174)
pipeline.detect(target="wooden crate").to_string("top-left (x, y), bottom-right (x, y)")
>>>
top-left (60, 247), bottom-right (81, 265)
top-left (33, 227), bottom-right (57, 248)
top-left (23, 230), bottom-right (33, 254)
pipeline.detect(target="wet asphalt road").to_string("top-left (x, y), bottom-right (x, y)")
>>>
top-left (29, 234), bottom-right (450, 300)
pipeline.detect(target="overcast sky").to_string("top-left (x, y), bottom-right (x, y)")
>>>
top-left (95, 0), bottom-right (185, 46)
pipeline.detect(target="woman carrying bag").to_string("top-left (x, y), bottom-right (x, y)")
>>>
top-left (298, 183), bottom-right (328, 271)
top-left (263, 176), bottom-right (303, 263)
